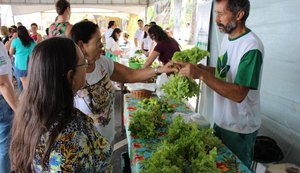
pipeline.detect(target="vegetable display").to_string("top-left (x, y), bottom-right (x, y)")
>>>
top-left (137, 98), bottom-right (174, 114)
top-left (141, 116), bottom-right (221, 173)
top-left (135, 49), bottom-right (144, 54)
top-left (129, 57), bottom-right (145, 64)
top-left (128, 110), bottom-right (167, 139)
top-left (128, 98), bottom-right (173, 139)
top-left (161, 47), bottom-right (209, 102)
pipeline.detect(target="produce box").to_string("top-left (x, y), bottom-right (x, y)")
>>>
top-left (129, 62), bottom-right (143, 69)
top-left (129, 57), bottom-right (145, 69)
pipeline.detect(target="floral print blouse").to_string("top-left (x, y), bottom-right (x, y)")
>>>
top-left (32, 108), bottom-right (112, 172)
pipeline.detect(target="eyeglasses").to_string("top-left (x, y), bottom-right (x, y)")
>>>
top-left (75, 58), bottom-right (89, 68)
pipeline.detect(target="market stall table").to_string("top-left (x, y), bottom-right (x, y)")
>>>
top-left (123, 93), bottom-right (252, 173)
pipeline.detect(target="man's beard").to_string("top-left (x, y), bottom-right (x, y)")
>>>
top-left (217, 19), bottom-right (237, 34)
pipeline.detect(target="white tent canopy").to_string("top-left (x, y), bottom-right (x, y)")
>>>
top-left (10, 4), bottom-right (147, 16)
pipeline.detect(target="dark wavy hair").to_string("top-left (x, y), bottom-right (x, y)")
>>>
top-left (10, 37), bottom-right (78, 172)
top-left (55, 0), bottom-right (70, 15)
top-left (71, 21), bottom-right (99, 44)
top-left (110, 28), bottom-right (122, 42)
top-left (143, 24), bottom-right (150, 38)
top-left (216, 0), bottom-right (250, 23)
top-left (108, 21), bottom-right (115, 29)
top-left (17, 26), bottom-right (34, 47)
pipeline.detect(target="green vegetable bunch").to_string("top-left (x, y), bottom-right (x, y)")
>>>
top-left (161, 74), bottom-right (199, 102)
top-left (141, 116), bottom-right (221, 173)
top-left (172, 47), bottom-right (210, 64)
top-left (128, 110), bottom-right (167, 139)
top-left (129, 57), bottom-right (145, 64)
top-left (137, 98), bottom-right (174, 114)
top-left (135, 49), bottom-right (144, 54)
top-left (161, 47), bottom-right (209, 102)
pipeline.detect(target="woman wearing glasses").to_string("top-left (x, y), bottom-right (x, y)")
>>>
top-left (143, 25), bottom-right (180, 68)
top-left (70, 21), bottom-right (177, 143)
top-left (10, 37), bottom-right (112, 173)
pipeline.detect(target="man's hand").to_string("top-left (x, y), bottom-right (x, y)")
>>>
top-left (159, 61), bottom-right (180, 74)
top-left (175, 61), bottom-right (204, 79)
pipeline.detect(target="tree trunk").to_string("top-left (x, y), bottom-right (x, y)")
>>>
top-left (188, 0), bottom-right (197, 45)
top-left (173, 0), bottom-right (182, 40)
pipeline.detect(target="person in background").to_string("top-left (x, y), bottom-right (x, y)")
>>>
top-left (9, 37), bottom-right (112, 172)
top-left (1, 26), bottom-right (10, 45)
top-left (48, 0), bottom-right (73, 37)
top-left (164, 27), bottom-right (173, 38)
top-left (175, 0), bottom-right (264, 168)
top-left (134, 19), bottom-right (144, 48)
top-left (121, 32), bottom-right (131, 48)
top-left (30, 23), bottom-right (42, 44)
top-left (106, 28), bottom-right (123, 58)
top-left (70, 21), bottom-right (177, 143)
top-left (16, 22), bottom-right (23, 28)
top-left (141, 24), bottom-right (152, 56)
top-left (5, 26), bottom-right (17, 51)
top-left (149, 21), bottom-right (156, 26)
top-left (9, 26), bottom-right (36, 91)
top-left (143, 25), bottom-right (180, 68)
top-left (0, 41), bottom-right (17, 173)
top-left (104, 21), bottom-right (116, 44)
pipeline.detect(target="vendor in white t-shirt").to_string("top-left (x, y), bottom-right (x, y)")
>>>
top-left (134, 19), bottom-right (144, 48)
top-left (175, 0), bottom-right (264, 168)
top-left (70, 21), bottom-right (177, 143)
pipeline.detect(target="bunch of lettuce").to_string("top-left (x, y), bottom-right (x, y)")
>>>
top-left (137, 98), bottom-right (174, 114)
top-left (141, 116), bottom-right (221, 173)
top-left (161, 47), bottom-right (209, 102)
top-left (161, 74), bottom-right (199, 102)
top-left (128, 109), bottom-right (167, 139)
top-left (172, 47), bottom-right (210, 65)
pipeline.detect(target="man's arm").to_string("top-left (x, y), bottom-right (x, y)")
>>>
top-left (0, 74), bottom-right (17, 112)
top-left (177, 61), bottom-right (249, 103)
top-left (197, 63), bottom-right (216, 74)
top-left (111, 61), bottom-right (177, 83)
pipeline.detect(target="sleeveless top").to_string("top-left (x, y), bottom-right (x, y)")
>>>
top-left (48, 22), bottom-right (68, 37)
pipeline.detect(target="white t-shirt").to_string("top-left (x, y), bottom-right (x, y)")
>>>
top-left (0, 42), bottom-right (12, 95)
top-left (74, 56), bottom-right (116, 142)
top-left (213, 30), bottom-right (264, 134)
top-left (105, 28), bottom-right (114, 44)
top-left (142, 36), bottom-right (152, 51)
top-left (134, 28), bottom-right (144, 48)
top-left (106, 37), bottom-right (121, 53)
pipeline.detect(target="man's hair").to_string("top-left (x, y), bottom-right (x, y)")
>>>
top-left (216, 0), bottom-right (250, 23)
top-left (137, 19), bottom-right (143, 23)
top-left (31, 23), bottom-right (38, 27)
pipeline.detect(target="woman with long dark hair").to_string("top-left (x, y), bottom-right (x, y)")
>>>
top-left (48, 0), bottom-right (73, 37)
top-left (104, 20), bottom-right (116, 44)
top-left (106, 28), bottom-right (123, 58)
top-left (143, 25), bottom-right (180, 68)
top-left (70, 21), bottom-right (176, 143)
top-left (141, 24), bottom-right (152, 56)
top-left (9, 37), bottom-right (112, 172)
top-left (9, 26), bottom-right (36, 91)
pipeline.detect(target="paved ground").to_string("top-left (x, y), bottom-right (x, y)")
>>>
top-left (112, 91), bottom-right (129, 173)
